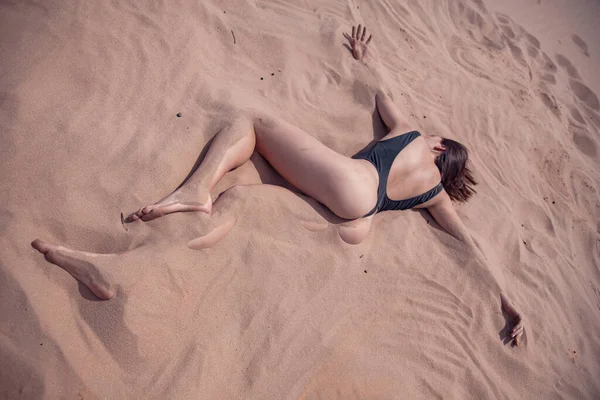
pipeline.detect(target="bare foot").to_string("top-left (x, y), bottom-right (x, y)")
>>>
top-left (125, 185), bottom-right (212, 223)
top-left (31, 239), bottom-right (114, 300)
top-left (501, 294), bottom-right (525, 346)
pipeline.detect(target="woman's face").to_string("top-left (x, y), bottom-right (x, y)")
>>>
top-left (429, 135), bottom-right (443, 146)
top-left (427, 135), bottom-right (445, 152)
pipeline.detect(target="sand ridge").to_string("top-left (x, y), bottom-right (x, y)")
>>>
top-left (1, 0), bottom-right (600, 398)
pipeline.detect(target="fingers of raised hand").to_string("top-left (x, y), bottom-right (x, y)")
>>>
top-left (513, 328), bottom-right (524, 346)
top-left (510, 320), bottom-right (524, 346)
top-left (343, 32), bottom-right (353, 44)
top-left (511, 322), bottom-right (524, 338)
top-left (351, 25), bottom-right (372, 43)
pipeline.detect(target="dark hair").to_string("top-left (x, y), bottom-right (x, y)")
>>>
top-left (435, 138), bottom-right (477, 202)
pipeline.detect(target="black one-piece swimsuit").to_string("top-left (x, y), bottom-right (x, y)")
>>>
top-left (352, 131), bottom-right (443, 217)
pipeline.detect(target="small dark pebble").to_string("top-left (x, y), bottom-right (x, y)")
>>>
top-left (523, 240), bottom-right (527, 245)
top-left (552, 201), bottom-right (555, 204)
top-left (364, 270), bottom-right (367, 273)
top-left (176, 112), bottom-right (182, 118)
top-left (223, 11), bottom-right (226, 13)
top-left (40, 343), bottom-right (43, 346)
top-left (359, 255), bottom-right (364, 258)
top-left (271, 73), bottom-right (274, 76)
top-left (423, 115), bottom-right (426, 118)
top-left (260, 77), bottom-right (263, 80)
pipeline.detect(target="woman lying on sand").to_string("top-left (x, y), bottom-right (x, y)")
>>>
top-left (32, 25), bottom-right (525, 345)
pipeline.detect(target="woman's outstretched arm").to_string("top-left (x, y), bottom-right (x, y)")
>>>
top-left (343, 26), bottom-right (409, 132)
top-left (375, 91), bottom-right (411, 132)
top-left (426, 192), bottom-right (473, 245)
top-left (427, 192), bottom-right (525, 346)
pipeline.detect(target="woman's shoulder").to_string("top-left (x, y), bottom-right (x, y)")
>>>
top-left (411, 181), bottom-right (447, 209)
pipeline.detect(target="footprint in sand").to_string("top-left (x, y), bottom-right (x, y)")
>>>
top-left (506, 39), bottom-right (526, 66)
top-left (569, 79), bottom-right (600, 111)
top-left (522, 35), bottom-right (557, 84)
top-left (500, 24), bottom-right (515, 40)
top-left (494, 13), bottom-right (541, 64)
top-left (541, 73), bottom-right (556, 85)
top-left (541, 52), bottom-right (557, 74)
top-left (525, 32), bottom-right (540, 50)
top-left (571, 127), bottom-right (597, 158)
top-left (525, 33), bottom-right (540, 58)
top-left (555, 54), bottom-right (581, 80)
top-left (495, 14), bottom-right (510, 25)
top-left (569, 107), bottom-right (586, 125)
top-left (571, 34), bottom-right (590, 57)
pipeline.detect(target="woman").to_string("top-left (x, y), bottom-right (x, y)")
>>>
top-left (31, 25), bottom-right (524, 345)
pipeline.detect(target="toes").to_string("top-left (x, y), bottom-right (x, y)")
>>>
top-left (31, 239), bottom-right (52, 254)
top-left (511, 320), bottom-right (523, 335)
top-left (141, 208), bottom-right (162, 221)
top-left (513, 331), bottom-right (523, 347)
top-left (92, 282), bottom-right (115, 300)
top-left (124, 206), bottom-right (152, 223)
top-left (512, 324), bottom-right (524, 337)
top-left (140, 213), bottom-right (153, 222)
top-left (124, 213), bottom-right (139, 223)
top-left (511, 325), bottom-right (525, 347)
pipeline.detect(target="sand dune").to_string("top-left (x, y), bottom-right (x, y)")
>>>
top-left (1, 0), bottom-right (600, 398)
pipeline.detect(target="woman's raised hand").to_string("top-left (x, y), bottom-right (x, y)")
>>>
top-left (344, 24), bottom-right (373, 61)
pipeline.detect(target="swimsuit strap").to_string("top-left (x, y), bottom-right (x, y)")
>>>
top-left (384, 182), bottom-right (443, 210)
top-left (377, 130), bottom-right (421, 195)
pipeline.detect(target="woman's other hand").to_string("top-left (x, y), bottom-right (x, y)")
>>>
top-left (344, 24), bottom-right (373, 61)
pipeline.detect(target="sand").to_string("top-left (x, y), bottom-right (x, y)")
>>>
top-left (1, 0), bottom-right (600, 398)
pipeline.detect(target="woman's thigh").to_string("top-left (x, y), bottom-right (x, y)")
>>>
top-left (252, 115), bottom-right (374, 218)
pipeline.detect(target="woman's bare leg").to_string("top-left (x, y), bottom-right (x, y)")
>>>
top-left (31, 239), bottom-right (115, 300)
top-left (126, 110), bottom-right (372, 222)
top-left (32, 187), bottom-right (246, 299)
top-left (251, 115), bottom-right (374, 219)
top-left (126, 116), bottom-right (256, 222)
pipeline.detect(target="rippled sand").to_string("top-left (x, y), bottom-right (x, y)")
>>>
top-left (1, 0), bottom-right (599, 398)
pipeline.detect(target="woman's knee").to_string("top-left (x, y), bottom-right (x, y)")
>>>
top-left (243, 109), bottom-right (277, 135)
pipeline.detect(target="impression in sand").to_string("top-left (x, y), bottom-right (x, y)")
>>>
top-left (32, 25), bottom-right (524, 346)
